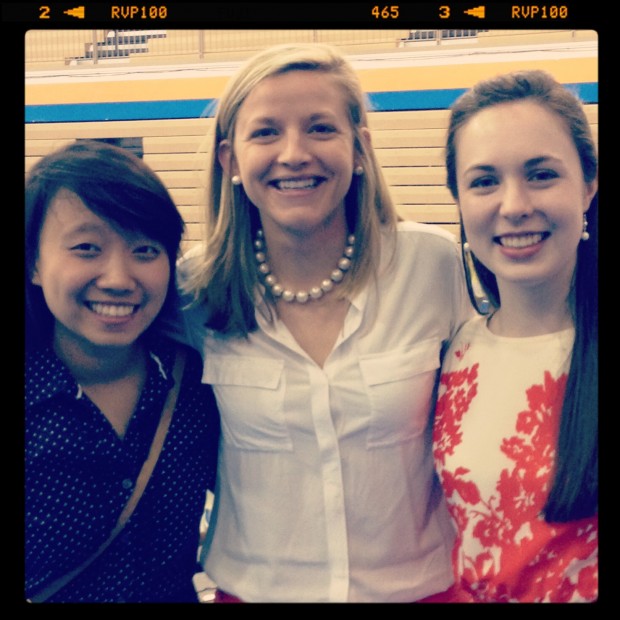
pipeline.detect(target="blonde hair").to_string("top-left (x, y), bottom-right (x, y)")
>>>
top-left (182, 43), bottom-right (398, 336)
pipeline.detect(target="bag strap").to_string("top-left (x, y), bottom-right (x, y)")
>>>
top-left (28, 349), bottom-right (186, 603)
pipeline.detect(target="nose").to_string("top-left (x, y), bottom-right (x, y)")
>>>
top-left (96, 251), bottom-right (136, 292)
top-left (499, 179), bottom-right (534, 221)
top-left (277, 130), bottom-right (310, 168)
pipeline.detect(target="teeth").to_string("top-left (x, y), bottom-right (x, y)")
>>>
top-left (89, 302), bottom-right (135, 317)
top-left (500, 233), bottom-right (544, 248)
top-left (276, 178), bottom-right (318, 190)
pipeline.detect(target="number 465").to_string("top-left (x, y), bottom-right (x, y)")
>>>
top-left (372, 6), bottom-right (400, 19)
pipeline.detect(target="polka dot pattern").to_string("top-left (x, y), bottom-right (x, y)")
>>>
top-left (25, 339), bottom-right (220, 602)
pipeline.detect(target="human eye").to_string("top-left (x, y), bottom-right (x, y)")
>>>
top-left (310, 123), bottom-right (337, 136)
top-left (249, 126), bottom-right (278, 140)
top-left (469, 175), bottom-right (498, 192)
top-left (133, 243), bottom-right (164, 260)
top-left (529, 168), bottom-right (559, 183)
top-left (70, 242), bottom-right (100, 257)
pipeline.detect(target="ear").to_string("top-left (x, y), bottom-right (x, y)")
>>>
top-left (359, 126), bottom-right (372, 149)
top-left (583, 177), bottom-right (598, 213)
top-left (31, 264), bottom-right (42, 286)
top-left (354, 127), bottom-right (372, 170)
top-left (218, 139), bottom-right (239, 178)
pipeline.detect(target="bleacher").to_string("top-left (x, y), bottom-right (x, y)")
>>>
top-left (24, 110), bottom-right (457, 250)
top-left (24, 101), bottom-right (598, 251)
top-left (65, 30), bottom-right (168, 65)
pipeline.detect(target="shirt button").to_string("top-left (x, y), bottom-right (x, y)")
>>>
top-left (122, 478), bottom-right (133, 490)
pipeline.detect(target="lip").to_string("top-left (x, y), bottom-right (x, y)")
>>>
top-left (494, 231), bottom-right (549, 259)
top-left (85, 301), bottom-right (139, 322)
top-left (269, 175), bottom-right (326, 191)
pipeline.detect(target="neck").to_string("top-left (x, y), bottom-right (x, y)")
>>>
top-left (488, 288), bottom-right (573, 337)
top-left (263, 221), bottom-right (349, 279)
top-left (256, 221), bottom-right (354, 303)
top-left (54, 334), bottom-right (146, 386)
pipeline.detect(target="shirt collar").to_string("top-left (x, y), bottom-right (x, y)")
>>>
top-left (26, 339), bottom-right (177, 408)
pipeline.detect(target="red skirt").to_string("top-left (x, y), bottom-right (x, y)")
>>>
top-left (214, 589), bottom-right (244, 603)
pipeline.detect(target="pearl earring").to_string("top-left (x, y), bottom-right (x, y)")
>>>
top-left (231, 175), bottom-right (242, 186)
top-left (463, 242), bottom-right (471, 253)
top-left (581, 214), bottom-right (590, 241)
top-left (354, 166), bottom-right (364, 176)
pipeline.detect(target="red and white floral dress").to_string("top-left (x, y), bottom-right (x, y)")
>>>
top-left (431, 316), bottom-right (597, 603)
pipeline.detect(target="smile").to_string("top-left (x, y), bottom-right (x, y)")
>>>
top-left (272, 177), bottom-right (323, 190)
top-left (496, 232), bottom-right (549, 248)
top-left (86, 302), bottom-right (137, 317)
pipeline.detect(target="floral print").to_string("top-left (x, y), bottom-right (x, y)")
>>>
top-left (432, 317), bottom-right (597, 603)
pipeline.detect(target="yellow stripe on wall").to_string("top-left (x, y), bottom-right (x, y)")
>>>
top-left (26, 57), bottom-right (596, 106)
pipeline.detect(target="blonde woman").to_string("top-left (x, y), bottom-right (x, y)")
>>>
top-left (179, 43), bottom-right (472, 602)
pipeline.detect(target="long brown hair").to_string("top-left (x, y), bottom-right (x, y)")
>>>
top-left (445, 70), bottom-right (598, 522)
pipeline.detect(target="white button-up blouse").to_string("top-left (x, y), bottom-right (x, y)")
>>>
top-left (180, 221), bottom-right (473, 602)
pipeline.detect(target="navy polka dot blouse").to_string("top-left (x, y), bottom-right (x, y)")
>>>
top-left (25, 339), bottom-right (220, 603)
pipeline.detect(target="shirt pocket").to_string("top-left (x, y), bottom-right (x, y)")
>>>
top-left (202, 355), bottom-right (292, 452)
top-left (359, 338), bottom-right (441, 448)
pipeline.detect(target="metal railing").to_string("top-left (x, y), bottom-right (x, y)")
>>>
top-left (25, 29), bottom-right (415, 69)
top-left (25, 29), bottom-right (586, 71)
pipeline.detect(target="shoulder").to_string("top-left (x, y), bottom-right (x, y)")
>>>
top-left (152, 340), bottom-right (217, 418)
top-left (26, 345), bottom-right (58, 377)
top-left (441, 315), bottom-right (487, 367)
top-left (178, 343), bottom-right (205, 377)
top-left (26, 347), bottom-right (76, 407)
top-left (396, 220), bottom-right (459, 247)
top-left (389, 221), bottom-right (461, 270)
top-left (176, 243), bottom-right (206, 283)
top-left (454, 314), bottom-right (487, 339)
top-left (151, 337), bottom-right (202, 370)
top-left (446, 314), bottom-right (489, 351)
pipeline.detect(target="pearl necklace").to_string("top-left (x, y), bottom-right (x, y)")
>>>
top-left (253, 229), bottom-right (356, 303)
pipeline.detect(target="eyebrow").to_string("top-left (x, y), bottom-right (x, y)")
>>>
top-left (247, 116), bottom-right (277, 125)
top-left (523, 156), bottom-right (560, 168)
top-left (464, 155), bottom-right (561, 175)
top-left (463, 163), bottom-right (495, 175)
top-left (246, 111), bottom-right (337, 125)
top-left (308, 112), bottom-right (336, 121)
top-left (60, 222), bottom-right (108, 241)
top-left (64, 222), bottom-right (105, 234)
